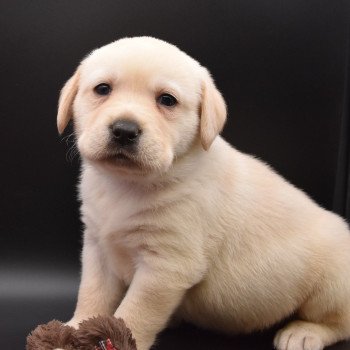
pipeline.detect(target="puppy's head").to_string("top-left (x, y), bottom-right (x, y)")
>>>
top-left (57, 37), bottom-right (226, 176)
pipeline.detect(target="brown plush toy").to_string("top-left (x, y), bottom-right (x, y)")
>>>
top-left (26, 316), bottom-right (137, 350)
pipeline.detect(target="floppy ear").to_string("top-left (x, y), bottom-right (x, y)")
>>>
top-left (57, 68), bottom-right (80, 134)
top-left (200, 68), bottom-right (227, 150)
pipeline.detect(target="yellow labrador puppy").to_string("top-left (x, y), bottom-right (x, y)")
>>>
top-left (57, 37), bottom-right (350, 350)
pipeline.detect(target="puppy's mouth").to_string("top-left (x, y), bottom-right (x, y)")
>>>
top-left (114, 153), bottom-right (130, 161)
top-left (101, 151), bottom-right (140, 168)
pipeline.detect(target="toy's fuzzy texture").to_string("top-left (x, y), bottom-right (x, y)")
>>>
top-left (26, 316), bottom-right (136, 350)
top-left (26, 320), bottom-right (78, 350)
top-left (76, 316), bottom-right (137, 350)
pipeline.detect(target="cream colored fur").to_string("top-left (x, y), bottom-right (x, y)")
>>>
top-left (57, 37), bottom-right (350, 350)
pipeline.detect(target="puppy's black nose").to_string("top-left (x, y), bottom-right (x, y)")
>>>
top-left (110, 120), bottom-right (141, 147)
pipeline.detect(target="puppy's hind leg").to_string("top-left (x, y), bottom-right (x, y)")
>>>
top-left (273, 319), bottom-right (348, 350)
top-left (274, 266), bottom-right (350, 350)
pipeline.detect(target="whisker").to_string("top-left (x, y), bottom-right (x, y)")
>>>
top-left (61, 132), bottom-right (76, 146)
top-left (60, 130), bottom-right (80, 163)
top-left (66, 143), bottom-right (79, 162)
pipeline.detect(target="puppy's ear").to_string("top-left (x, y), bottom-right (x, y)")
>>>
top-left (200, 68), bottom-right (227, 150)
top-left (57, 68), bottom-right (80, 134)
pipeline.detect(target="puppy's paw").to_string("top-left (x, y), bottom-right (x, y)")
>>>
top-left (274, 321), bottom-right (324, 350)
top-left (65, 319), bottom-right (80, 330)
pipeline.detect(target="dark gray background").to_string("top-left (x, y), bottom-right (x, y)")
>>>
top-left (0, 1), bottom-right (349, 349)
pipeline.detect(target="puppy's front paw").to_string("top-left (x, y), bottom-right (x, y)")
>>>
top-left (65, 319), bottom-right (80, 330)
top-left (274, 321), bottom-right (324, 350)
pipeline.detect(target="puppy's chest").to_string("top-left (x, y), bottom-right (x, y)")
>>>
top-left (81, 183), bottom-right (161, 285)
top-left (103, 238), bottom-right (137, 286)
top-left (81, 178), bottom-right (148, 232)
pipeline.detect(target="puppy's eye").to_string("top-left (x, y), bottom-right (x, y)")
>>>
top-left (157, 93), bottom-right (177, 107)
top-left (94, 83), bottom-right (112, 96)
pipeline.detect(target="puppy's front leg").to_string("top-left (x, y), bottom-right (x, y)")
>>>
top-left (67, 233), bottom-right (125, 328)
top-left (114, 267), bottom-right (188, 350)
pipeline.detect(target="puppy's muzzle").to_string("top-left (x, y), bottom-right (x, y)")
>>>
top-left (110, 120), bottom-right (141, 149)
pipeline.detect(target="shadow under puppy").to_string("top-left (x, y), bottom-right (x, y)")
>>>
top-left (56, 36), bottom-right (350, 350)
